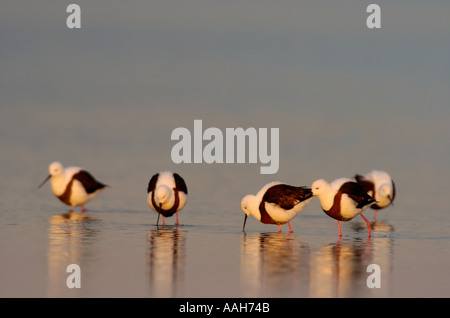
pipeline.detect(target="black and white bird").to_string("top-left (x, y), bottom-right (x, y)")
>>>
top-left (311, 178), bottom-right (376, 237)
top-left (354, 170), bottom-right (396, 220)
top-left (38, 161), bottom-right (108, 212)
top-left (241, 182), bottom-right (313, 233)
top-left (147, 171), bottom-right (188, 226)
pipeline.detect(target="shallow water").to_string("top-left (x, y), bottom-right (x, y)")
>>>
top-left (1, 192), bottom-right (449, 298)
top-left (1, 1), bottom-right (450, 298)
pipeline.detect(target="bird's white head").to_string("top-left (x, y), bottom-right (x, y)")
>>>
top-left (241, 194), bottom-right (256, 231)
top-left (379, 183), bottom-right (394, 203)
top-left (311, 179), bottom-right (329, 197)
top-left (155, 184), bottom-right (171, 205)
top-left (38, 161), bottom-right (64, 189)
top-left (240, 195), bottom-right (253, 217)
top-left (49, 161), bottom-right (64, 177)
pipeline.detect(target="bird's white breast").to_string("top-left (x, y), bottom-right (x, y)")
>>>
top-left (265, 196), bottom-right (313, 224)
top-left (339, 194), bottom-right (360, 219)
top-left (50, 166), bottom-right (81, 196)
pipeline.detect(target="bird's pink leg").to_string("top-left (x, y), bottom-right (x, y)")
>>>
top-left (337, 221), bottom-right (342, 236)
top-left (81, 206), bottom-right (87, 213)
top-left (374, 210), bottom-right (378, 221)
top-left (175, 212), bottom-right (179, 226)
top-left (287, 221), bottom-right (293, 233)
top-left (277, 224), bottom-right (282, 233)
top-left (70, 206), bottom-right (74, 213)
top-left (161, 215), bottom-right (165, 225)
top-left (360, 213), bottom-right (371, 237)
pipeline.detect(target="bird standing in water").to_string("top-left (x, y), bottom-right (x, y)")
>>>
top-left (311, 177), bottom-right (376, 237)
top-left (354, 170), bottom-right (396, 220)
top-left (241, 181), bottom-right (313, 233)
top-left (147, 171), bottom-right (188, 226)
top-left (39, 161), bottom-right (108, 212)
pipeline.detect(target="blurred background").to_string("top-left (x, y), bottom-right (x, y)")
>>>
top-left (1, 1), bottom-right (449, 297)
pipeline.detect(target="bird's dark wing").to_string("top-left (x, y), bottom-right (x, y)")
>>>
top-left (340, 181), bottom-right (375, 209)
top-left (173, 173), bottom-right (188, 194)
top-left (147, 173), bottom-right (159, 193)
top-left (354, 174), bottom-right (375, 194)
top-left (263, 184), bottom-right (312, 210)
top-left (73, 170), bottom-right (107, 194)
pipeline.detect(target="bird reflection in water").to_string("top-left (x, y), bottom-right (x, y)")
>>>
top-left (241, 232), bottom-right (310, 297)
top-left (309, 220), bottom-right (394, 297)
top-left (147, 225), bottom-right (186, 297)
top-left (309, 237), bottom-right (372, 297)
top-left (241, 220), bottom-right (394, 297)
top-left (47, 212), bottom-right (100, 297)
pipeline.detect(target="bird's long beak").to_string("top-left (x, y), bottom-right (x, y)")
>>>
top-left (38, 175), bottom-right (51, 189)
top-left (242, 214), bottom-right (248, 232)
top-left (156, 203), bottom-right (162, 226)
